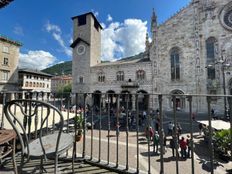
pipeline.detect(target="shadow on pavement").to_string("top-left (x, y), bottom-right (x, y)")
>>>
top-left (194, 138), bottom-right (225, 172)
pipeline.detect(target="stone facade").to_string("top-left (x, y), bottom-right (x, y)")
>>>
top-left (72, 0), bottom-right (232, 113)
top-left (0, 35), bottom-right (21, 92)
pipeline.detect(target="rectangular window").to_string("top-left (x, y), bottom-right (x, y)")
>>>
top-left (206, 42), bottom-right (215, 60)
top-left (3, 46), bottom-right (9, 53)
top-left (171, 54), bottom-right (180, 80)
top-left (79, 77), bottom-right (84, 83)
top-left (1, 70), bottom-right (9, 80)
top-left (3, 58), bottom-right (8, 65)
top-left (94, 20), bottom-right (99, 31)
top-left (78, 15), bottom-right (86, 26)
top-left (207, 68), bottom-right (216, 79)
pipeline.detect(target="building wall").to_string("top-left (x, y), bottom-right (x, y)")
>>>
top-left (0, 37), bottom-right (20, 91)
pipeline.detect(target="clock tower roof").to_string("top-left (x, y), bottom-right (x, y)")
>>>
top-left (70, 37), bottom-right (89, 48)
top-left (71, 12), bottom-right (103, 30)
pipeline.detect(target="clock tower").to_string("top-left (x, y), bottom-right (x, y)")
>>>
top-left (71, 12), bottom-right (102, 94)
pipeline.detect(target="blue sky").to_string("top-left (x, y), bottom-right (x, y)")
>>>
top-left (0, 0), bottom-right (191, 70)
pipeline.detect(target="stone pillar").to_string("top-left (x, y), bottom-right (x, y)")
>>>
top-left (132, 94), bottom-right (136, 111)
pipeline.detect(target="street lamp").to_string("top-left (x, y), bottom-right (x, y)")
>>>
top-left (206, 58), bottom-right (231, 119)
top-left (218, 59), bottom-right (231, 119)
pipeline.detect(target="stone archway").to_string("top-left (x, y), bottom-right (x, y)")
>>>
top-left (137, 90), bottom-right (149, 111)
top-left (170, 89), bottom-right (185, 110)
top-left (120, 90), bottom-right (132, 110)
top-left (106, 90), bottom-right (117, 110)
top-left (92, 90), bottom-right (102, 112)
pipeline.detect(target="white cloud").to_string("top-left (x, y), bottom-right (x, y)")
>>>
top-left (19, 50), bottom-right (56, 70)
top-left (13, 25), bottom-right (24, 36)
top-left (101, 19), bottom-right (148, 61)
top-left (107, 14), bottom-right (113, 22)
top-left (45, 21), bottom-right (72, 57)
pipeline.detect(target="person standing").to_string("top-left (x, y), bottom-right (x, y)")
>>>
top-left (169, 136), bottom-right (175, 157)
top-left (153, 131), bottom-right (159, 154)
top-left (168, 122), bottom-right (174, 136)
top-left (179, 136), bottom-right (187, 158)
top-left (198, 123), bottom-right (203, 135)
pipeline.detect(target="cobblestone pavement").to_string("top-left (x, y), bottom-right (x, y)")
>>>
top-left (76, 130), bottom-right (231, 174)
top-left (74, 109), bottom-right (232, 174)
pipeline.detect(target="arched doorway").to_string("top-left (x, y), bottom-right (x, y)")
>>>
top-left (137, 90), bottom-right (149, 111)
top-left (106, 90), bottom-right (117, 110)
top-left (92, 90), bottom-right (102, 112)
top-left (120, 90), bottom-right (132, 110)
top-left (170, 89), bottom-right (185, 110)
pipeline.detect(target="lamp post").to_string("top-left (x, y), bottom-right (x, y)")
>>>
top-left (217, 59), bottom-right (231, 119)
top-left (221, 61), bottom-right (227, 119)
top-left (206, 58), bottom-right (231, 119)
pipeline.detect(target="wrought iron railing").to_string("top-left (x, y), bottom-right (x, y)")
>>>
top-left (0, 91), bottom-right (231, 174)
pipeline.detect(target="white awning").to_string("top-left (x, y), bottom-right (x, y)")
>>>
top-left (198, 120), bottom-right (230, 130)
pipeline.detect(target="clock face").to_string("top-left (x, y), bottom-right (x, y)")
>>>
top-left (76, 44), bottom-right (86, 55)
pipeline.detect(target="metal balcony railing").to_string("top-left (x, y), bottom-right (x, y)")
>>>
top-left (0, 91), bottom-right (231, 174)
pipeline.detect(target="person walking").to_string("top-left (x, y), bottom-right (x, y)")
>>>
top-left (169, 136), bottom-right (175, 157)
top-left (153, 131), bottom-right (159, 154)
top-left (198, 123), bottom-right (203, 135)
top-left (179, 136), bottom-right (187, 158)
top-left (168, 122), bottom-right (174, 136)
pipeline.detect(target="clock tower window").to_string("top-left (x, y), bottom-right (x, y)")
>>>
top-left (78, 15), bottom-right (86, 26)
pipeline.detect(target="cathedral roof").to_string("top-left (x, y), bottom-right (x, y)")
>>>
top-left (94, 52), bottom-right (150, 67)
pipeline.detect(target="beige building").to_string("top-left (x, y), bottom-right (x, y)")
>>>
top-left (51, 75), bottom-right (72, 92)
top-left (71, 0), bottom-right (232, 113)
top-left (18, 69), bottom-right (52, 95)
top-left (0, 35), bottom-right (21, 92)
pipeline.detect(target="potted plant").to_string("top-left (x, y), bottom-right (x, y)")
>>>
top-left (74, 111), bottom-right (83, 142)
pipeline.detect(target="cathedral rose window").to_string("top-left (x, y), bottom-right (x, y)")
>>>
top-left (224, 9), bottom-right (232, 28)
top-left (220, 2), bottom-right (232, 30)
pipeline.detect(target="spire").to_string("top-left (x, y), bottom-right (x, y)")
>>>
top-left (151, 8), bottom-right (157, 35)
top-left (145, 33), bottom-right (149, 51)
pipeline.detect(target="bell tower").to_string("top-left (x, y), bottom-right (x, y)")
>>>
top-left (71, 12), bottom-right (102, 93)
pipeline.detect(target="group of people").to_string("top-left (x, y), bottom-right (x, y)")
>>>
top-left (145, 127), bottom-right (167, 155)
top-left (167, 135), bottom-right (192, 158)
top-left (167, 122), bottom-right (182, 137)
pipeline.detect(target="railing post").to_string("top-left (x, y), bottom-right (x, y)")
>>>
top-left (172, 95), bottom-right (179, 174)
top-left (116, 94), bottom-right (119, 168)
top-left (107, 93), bottom-right (111, 164)
top-left (207, 96), bottom-right (214, 174)
top-left (187, 95), bottom-right (195, 174)
top-left (158, 94), bottom-right (164, 174)
top-left (98, 93), bottom-right (102, 162)
top-left (83, 93), bottom-right (87, 158)
top-left (1, 92), bottom-right (6, 128)
top-left (126, 93), bottom-right (129, 170)
top-left (90, 93), bottom-right (94, 160)
top-left (147, 93), bottom-right (151, 174)
top-left (136, 94), bottom-right (140, 173)
top-left (227, 96), bottom-right (232, 160)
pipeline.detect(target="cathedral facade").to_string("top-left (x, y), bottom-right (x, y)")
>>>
top-left (71, 0), bottom-right (232, 113)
